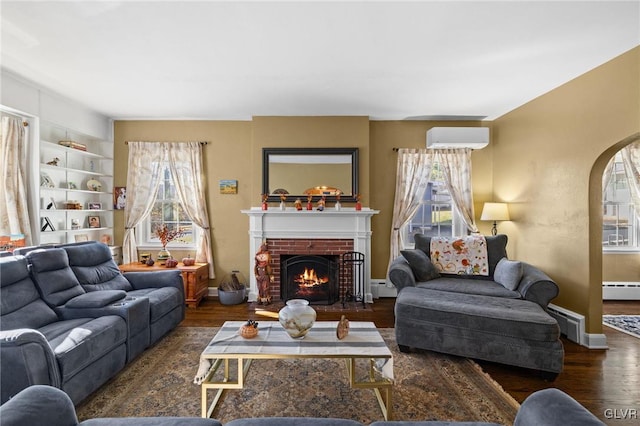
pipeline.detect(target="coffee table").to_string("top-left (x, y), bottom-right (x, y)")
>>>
top-left (199, 320), bottom-right (394, 420)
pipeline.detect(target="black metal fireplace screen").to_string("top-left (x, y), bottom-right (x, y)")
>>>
top-left (280, 252), bottom-right (365, 306)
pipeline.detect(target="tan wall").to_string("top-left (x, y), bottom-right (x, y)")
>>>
top-left (491, 46), bottom-right (640, 333)
top-left (603, 253), bottom-right (640, 282)
top-left (113, 120), bottom-right (253, 284)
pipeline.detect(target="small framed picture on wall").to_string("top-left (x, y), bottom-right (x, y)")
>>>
top-left (114, 187), bottom-right (126, 209)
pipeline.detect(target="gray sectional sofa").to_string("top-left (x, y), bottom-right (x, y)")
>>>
top-left (0, 385), bottom-right (605, 426)
top-left (0, 242), bottom-right (185, 405)
top-left (388, 234), bottom-right (564, 376)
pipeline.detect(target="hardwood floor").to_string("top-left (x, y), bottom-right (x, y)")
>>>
top-left (182, 298), bottom-right (639, 424)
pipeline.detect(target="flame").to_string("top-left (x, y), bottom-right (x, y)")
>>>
top-left (294, 267), bottom-right (329, 287)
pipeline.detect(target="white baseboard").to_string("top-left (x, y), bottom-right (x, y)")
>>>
top-left (603, 281), bottom-right (640, 300)
top-left (584, 333), bottom-right (608, 349)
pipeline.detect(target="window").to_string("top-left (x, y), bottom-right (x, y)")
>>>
top-left (603, 152), bottom-right (639, 250)
top-left (137, 164), bottom-right (197, 249)
top-left (401, 160), bottom-right (464, 248)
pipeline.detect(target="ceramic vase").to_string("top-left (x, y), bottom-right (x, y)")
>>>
top-left (157, 247), bottom-right (171, 265)
top-left (278, 299), bottom-right (316, 339)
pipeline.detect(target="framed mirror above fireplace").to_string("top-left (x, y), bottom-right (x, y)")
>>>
top-left (262, 147), bottom-right (359, 202)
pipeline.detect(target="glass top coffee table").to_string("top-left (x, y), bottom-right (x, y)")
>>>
top-left (199, 320), bottom-right (394, 420)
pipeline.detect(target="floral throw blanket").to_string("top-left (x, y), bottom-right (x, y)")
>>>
top-left (430, 235), bottom-right (489, 276)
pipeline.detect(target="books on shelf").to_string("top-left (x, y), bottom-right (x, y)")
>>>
top-left (58, 140), bottom-right (87, 151)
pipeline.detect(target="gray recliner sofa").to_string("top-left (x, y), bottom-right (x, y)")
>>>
top-left (0, 244), bottom-right (185, 405)
top-left (0, 385), bottom-right (605, 426)
top-left (388, 234), bottom-right (564, 376)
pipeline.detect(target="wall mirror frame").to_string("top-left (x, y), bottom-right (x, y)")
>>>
top-left (262, 147), bottom-right (359, 202)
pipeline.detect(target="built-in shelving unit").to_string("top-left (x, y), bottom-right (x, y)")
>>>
top-left (37, 122), bottom-right (114, 245)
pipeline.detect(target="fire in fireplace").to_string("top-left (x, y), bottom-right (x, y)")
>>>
top-left (281, 255), bottom-right (339, 304)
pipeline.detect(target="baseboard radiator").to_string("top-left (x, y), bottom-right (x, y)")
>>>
top-left (602, 281), bottom-right (640, 300)
top-left (547, 304), bottom-right (585, 344)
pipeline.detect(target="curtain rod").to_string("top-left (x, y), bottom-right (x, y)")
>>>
top-left (124, 141), bottom-right (208, 145)
top-left (0, 111), bottom-right (30, 126)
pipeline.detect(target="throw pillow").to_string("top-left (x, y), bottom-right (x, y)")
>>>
top-left (401, 249), bottom-right (440, 282)
top-left (494, 257), bottom-right (523, 291)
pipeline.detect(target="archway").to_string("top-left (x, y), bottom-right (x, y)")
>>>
top-left (588, 132), bottom-right (640, 336)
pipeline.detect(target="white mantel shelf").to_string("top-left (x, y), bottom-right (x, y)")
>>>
top-left (241, 207), bottom-right (380, 303)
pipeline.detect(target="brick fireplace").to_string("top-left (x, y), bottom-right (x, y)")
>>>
top-left (242, 207), bottom-right (379, 303)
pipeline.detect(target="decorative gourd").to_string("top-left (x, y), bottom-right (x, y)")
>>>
top-left (182, 254), bottom-right (196, 266)
top-left (165, 257), bottom-right (178, 268)
top-left (146, 256), bottom-right (155, 266)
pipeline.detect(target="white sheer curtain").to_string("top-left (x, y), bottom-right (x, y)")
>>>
top-left (0, 116), bottom-right (32, 245)
top-left (388, 148), bottom-right (435, 271)
top-left (620, 142), bottom-right (640, 220)
top-left (166, 142), bottom-right (215, 278)
top-left (122, 142), bottom-right (164, 264)
top-left (435, 148), bottom-right (478, 233)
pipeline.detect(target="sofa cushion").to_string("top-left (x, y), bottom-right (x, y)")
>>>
top-left (400, 249), bottom-right (440, 281)
top-left (494, 258), bottom-right (524, 291)
top-left (38, 316), bottom-right (127, 381)
top-left (63, 243), bottom-right (132, 292)
top-left (396, 287), bottom-right (560, 342)
top-left (0, 256), bottom-right (60, 330)
top-left (127, 287), bottom-right (182, 322)
top-left (416, 277), bottom-right (521, 299)
top-left (414, 233), bottom-right (508, 279)
top-left (64, 290), bottom-right (127, 308)
top-left (26, 249), bottom-right (86, 308)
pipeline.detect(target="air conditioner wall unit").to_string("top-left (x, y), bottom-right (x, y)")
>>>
top-left (426, 127), bottom-right (490, 149)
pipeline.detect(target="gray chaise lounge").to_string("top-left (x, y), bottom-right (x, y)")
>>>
top-left (388, 234), bottom-right (564, 376)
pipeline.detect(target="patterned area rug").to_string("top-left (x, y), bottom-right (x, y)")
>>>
top-left (603, 315), bottom-right (640, 339)
top-left (76, 327), bottom-right (519, 425)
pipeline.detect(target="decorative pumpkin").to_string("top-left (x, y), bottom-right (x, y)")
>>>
top-left (182, 254), bottom-right (196, 266)
top-left (165, 257), bottom-right (178, 268)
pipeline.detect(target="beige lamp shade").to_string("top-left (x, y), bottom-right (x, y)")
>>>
top-left (480, 203), bottom-right (510, 221)
top-left (480, 202), bottom-right (510, 235)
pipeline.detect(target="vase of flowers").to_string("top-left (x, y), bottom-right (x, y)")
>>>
top-left (279, 194), bottom-right (287, 210)
top-left (154, 224), bottom-right (184, 265)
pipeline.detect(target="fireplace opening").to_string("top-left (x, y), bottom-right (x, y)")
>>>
top-left (281, 255), bottom-right (339, 304)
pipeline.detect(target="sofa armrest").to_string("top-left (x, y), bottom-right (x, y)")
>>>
top-left (0, 329), bottom-right (61, 404)
top-left (514, 388), bottom-right (605, 426)
top-left (124, 270), bottom-right (184, 294)
top-left (517, 262), bottom-right (559, 308)
top-left (0, 385), bottom-right (79, 426)
top-left (388, 257), bottom-right (417, 293)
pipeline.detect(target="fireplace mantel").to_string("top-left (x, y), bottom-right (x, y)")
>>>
top-left (241, 207), bottom-right (379, 303)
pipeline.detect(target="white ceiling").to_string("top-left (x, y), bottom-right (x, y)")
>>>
top-left (1, 1), bottom-right (639, 121)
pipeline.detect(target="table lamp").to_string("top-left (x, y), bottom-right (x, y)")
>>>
top-left (480, 202), bottom-right (510, 236)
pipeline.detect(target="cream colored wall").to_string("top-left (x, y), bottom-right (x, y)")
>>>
top-left (491, 47), bottom-right (640, 333)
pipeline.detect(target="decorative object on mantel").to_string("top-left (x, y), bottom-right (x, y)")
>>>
top-left (154, 224), bottom-right (185, 265)
top-left (261, 193), bottom-right (268, 211)
top-left (254, 243), bottom-right (273, 305)
top-left (294, 198), bottom-right (302, 211)
top-left (278, 298), bottom-right (317, 339)
top-left (335, 190), bottom-right (342, 211)
top-left (146, 255), bottom-right (155, 266)
top-left (317, 195), bottom-right (325, 211)
top-left (306, 194), bottom-right (313, 210)
top-left (355, 193), bottom-right (362, 211)
top-left (279, 193), bottom-right (286, 211)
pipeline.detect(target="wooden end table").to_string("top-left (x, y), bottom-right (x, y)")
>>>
top-left (119, 261), bottom-right (209, 308)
